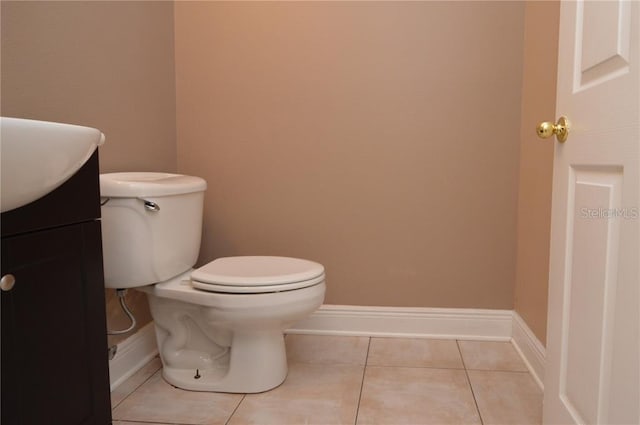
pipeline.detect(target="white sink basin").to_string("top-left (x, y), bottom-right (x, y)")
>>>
top-left (0, 117), bottom-right (105, 213)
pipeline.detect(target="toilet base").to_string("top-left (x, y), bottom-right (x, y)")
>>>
top-left (161, 330), bottom-right (288, 393)
top-left (140, 271), bottom-right (325, 393)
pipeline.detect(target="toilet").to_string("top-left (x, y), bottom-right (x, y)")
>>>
top-left (99, 172), bottom-right (326, 393)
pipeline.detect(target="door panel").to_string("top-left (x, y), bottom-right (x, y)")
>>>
top-left (561, 168), bottom-right (622, 424)
top-left (544, 1), bottom-right (639, 424)
top-left (578, 0), bottom-right (631, 88)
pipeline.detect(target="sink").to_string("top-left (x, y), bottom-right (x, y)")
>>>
top-left (0, 117), bottom-right (105, 213)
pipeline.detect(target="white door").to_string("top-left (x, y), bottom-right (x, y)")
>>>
top-left (543, 1), bottom-right (639, 424)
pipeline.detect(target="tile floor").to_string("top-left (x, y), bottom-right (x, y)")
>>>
top-left (111, 335), bottom-right (542, 425)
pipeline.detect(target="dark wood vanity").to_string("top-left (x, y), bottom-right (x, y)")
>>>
top-left (1, 152), bottom-right (112, 424)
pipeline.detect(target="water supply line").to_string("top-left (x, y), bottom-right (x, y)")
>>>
top-left (108, 289), bottom-right (137, 336)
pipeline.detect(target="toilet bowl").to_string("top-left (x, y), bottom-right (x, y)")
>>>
top-left (100, 172), bottom-right (326, 393)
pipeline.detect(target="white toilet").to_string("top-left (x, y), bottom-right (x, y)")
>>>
top-left (99, 172), bottom-right (326, 393)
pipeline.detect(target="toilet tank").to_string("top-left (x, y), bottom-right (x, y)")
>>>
top-left (100, 172), bottom-right (207, 289)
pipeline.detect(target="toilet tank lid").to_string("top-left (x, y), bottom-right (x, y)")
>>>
top-left (100, 172), bottom-right (207, 197)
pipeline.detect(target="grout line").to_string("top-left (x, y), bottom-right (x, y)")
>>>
top-left (465, 368), bottom-right (531, 373)
top-left (361, 364), bottom-right (466, 371)
top-left (457, 340), bottom-right (484, 425)
top-left (224, 394), bottom-right (246, 425)
top-left (353, 337), bottom-right (372, 425)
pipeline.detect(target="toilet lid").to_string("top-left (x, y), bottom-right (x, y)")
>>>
top-left (191, 256), bottom-right (325, 294)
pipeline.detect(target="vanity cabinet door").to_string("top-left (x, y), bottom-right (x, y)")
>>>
top-left (1, 221), bottom-right (111, 425)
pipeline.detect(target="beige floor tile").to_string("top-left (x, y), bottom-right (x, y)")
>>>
top-left (228, 363), bottom-right (364, 425)
top-left (111, 356), bottom-right (163, 408)
top-left (357, 366), bottom-right (481, 425)
top-left (113, 422), bottom-right (175, 425)
top-left (112, 370), bottom-right (243, 425)
top-left (458, 340), bottom-right (528, 371)
top-left (367, 337), bottom-right (463, 369)
top-left (468, 370), bottom-right (543, 425)
top-left (286, 334), bottom-right (369, 365)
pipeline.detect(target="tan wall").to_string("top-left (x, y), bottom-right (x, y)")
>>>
top-left (1, 1), bottom-right (177, 173)
top-left (514, 1), bottom-right (560, 344)
top-left (1, 1), bottom-right (177, 344)
top-left (2, 0), bottom-right (554, 345)
top-left (175, 2), bottom-right (525, 309)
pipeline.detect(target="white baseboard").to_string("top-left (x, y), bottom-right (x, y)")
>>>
top-left (511, 311), bottom-right (546, 390)
top-left (108, 322), bottom-right (158, 391)
top-left (287, 304), bottom-right (513, 341)
top-left (108, 305), bottom-right (546, 393)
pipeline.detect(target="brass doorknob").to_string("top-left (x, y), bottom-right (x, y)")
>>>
top-left (536, 116), bottom-right (570, 143)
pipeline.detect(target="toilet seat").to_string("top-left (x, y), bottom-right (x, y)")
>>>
top-left (191, 256), bottom-right (325, 294)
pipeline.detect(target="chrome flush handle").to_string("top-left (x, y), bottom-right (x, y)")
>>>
top-left (139, 198), bottom-right (160, 212)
